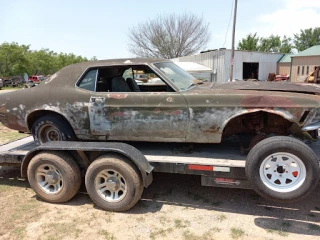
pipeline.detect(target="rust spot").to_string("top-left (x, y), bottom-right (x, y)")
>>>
top-left (166, 97), bottom-right (173, 102)
top-left (171, 110), bottom-right (182, 116)
top-left (107, 94), bottom-right (128, 99)
top-left (164, 110), bottom-right (183, 116)
top-left (111, 112), bottom-right (126, 117)
top-left (204, 125), bottom-right (220, 133)
top-left (241, 95), bottom-right (297, 108)
top-left (154, 108), bottom-right (161, 114)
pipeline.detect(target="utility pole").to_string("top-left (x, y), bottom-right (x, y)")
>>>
top-left (230, 0), bottom-right (238, 82)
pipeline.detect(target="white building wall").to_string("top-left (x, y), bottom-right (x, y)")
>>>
top-left (172, 50), bottom-right (283, 82)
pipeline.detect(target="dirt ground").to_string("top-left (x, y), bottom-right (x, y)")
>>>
top-left (0, 99), bottom-right (320, 239)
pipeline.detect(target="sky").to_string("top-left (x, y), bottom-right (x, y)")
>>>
top-left (1, 0), bottom-right (320, 59)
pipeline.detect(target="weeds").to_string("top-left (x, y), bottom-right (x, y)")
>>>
top-left (308, 224), bottom-right (320, 232)
top-left (150, 227), bottom-right (173, 239)
top-left (231, 228), bottom-right (245, 239)
top-left (99, 230), bottom-right (116, 240)
top-left (217, 214), bottom-right (227, 222)
top-left (174, 219), bottom-right (191, 228)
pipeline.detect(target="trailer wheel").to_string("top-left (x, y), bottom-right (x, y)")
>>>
top-left (31, 115), bottom-right (75, 145)
top-left (27, 151), bottom-right (81, 203)
top-left (246, 136), bottom-right (319, 202)
top-left (85, 154), bottom-right (143, 212)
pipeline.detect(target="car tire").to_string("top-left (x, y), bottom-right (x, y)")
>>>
top-left (85, 154), bottom-right (143, 212)
top-left (27, 151), bottom-right (81, 203)
top-left (31, 115), bottom-right (76, 145)
top-left (246, 136), bottom-right (319, 202)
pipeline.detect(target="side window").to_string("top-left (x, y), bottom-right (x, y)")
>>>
top-left (297, 66), bottom-right (300, 75)
top-left (78, 69), bottom-right (98, 91)
top-left (302, 66), bottom-right (305, 75)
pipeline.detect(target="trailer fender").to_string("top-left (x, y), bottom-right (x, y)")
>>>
top-left (20, 141), bottom-right (154, 187)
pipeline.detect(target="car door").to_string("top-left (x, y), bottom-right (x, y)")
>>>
top-left (104, 91), bottom-right (188, 141)
top-left (87, 68), bottom-right (189, 141)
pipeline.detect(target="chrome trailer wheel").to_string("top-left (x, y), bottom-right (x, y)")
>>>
top-left (27, 151), bottom-right (81, 203)
top-left (85, 154), bottom-right (143, 212)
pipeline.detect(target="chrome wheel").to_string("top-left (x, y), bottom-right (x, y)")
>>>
top-left (35, 164), bottom-right (63, 194)
top-left (94, 169), bottom-right (127, 202)
top-left (259, 152), bottom-right (306, 193)
top-left (39, 124), bottom-right (62, 143)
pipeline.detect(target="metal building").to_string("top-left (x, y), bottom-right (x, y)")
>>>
top-left (277, 54), bottom-right (293, 75)
top-left (290, 45), bottom-right (320, 82)
top-left (172, 49), bottom-right (284, 82)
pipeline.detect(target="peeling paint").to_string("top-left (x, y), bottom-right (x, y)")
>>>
top-left (1, 59), bottom-right (320, 145)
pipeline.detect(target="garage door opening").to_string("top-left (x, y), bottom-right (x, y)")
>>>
top-left (243, 62), bottom-right (259, 80)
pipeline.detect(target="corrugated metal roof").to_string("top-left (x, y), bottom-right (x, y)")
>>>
top-left (293, 45), bottom-right (320, 57)
top-left (278, 54), bottom-right (293, 63)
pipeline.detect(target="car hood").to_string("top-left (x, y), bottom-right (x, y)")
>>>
top-left (195, 81), bottom-right (320, 95)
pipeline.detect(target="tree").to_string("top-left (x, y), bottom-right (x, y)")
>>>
top-left (293, 27), bottom-right (320, 52)
top-left (259, 35), bottom-right (281, 52)
top-left (0, 42), bottom-right (30, 76)
top-left (237, 33), bottom-right (260, 51)
top-left (127, 13), bottom-right (211, 59)
top-left (0, 42), bottom-right (92, 77)
top-left (280, 35), bottom-right (293, 53)
top-left (237, 34), bottom-right (293, 53)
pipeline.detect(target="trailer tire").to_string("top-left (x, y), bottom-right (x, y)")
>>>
top-left (246, 136), bottom-right (319, 202)
top-left (27, 151), bottom-right (81, 203)
top-left (31, 115), bottom-right (75, 145)
top-left (85, 154), bottom-right (143, 212)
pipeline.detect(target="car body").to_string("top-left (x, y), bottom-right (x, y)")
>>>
top-left (135, 73), bottom-right (149, 83)
top-left (0, 78), bottom-right (3, 89)
top-left (28, 75), bottom-right (45, 83)
top-left (1, 58), bottom-right (320, 145)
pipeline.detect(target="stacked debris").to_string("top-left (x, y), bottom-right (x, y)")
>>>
top-left (305, 66), bottom-right (320, 83)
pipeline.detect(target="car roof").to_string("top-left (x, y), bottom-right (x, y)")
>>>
top-left (45, 58), bottom-right (169, 86)
top-left (72, 58), bottom-right (167, 69)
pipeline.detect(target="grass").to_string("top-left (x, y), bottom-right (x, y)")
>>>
top-left (217, 214), bottom-right (227, 222)
top-left (2, 86), bottom-right (21, 90)
top-left (231, 228), bottom-right (245, 239)
top-left (308, 224), bottom-right (320, 232)
top-left (0, 123), bottom-right (29, 145)
top-left (183, 230), bottom-right (215, 240)
top-left (281, 221), bottom-right (292, 228)
top-left (185, 191), bottom-right (202, 201)
top-left (174, 219), bottom-right (191, 228)
top-left (99, 230), bottom-right (117, 240)
top-left (0, 178), bottom-right (29, 192)
top-left (211, 201), bottom-right (222, 207)
top-left (11, 227), bottom-right (26, 239)
top-left (43, 222), bottom-right (83, 239)
top-left (266, 228), bottom-right (289, 237)
top-left (150, 227), bottom-right (173, 239)
top-left (159, 215), bottom-right (170, 225)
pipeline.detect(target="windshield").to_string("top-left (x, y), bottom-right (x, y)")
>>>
top-left (153, 62), bottom-right (195, 91)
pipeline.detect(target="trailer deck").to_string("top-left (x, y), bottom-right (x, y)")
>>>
top-left (0, 136), bottom-right (249, 165)
top-left (1, 136), bottom-right (320, 190)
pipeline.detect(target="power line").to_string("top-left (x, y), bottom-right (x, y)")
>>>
top-left (223, 0), bottom-right (234, 47)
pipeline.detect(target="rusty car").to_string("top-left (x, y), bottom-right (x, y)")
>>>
top-left (1, 58), bottom-right (320, 207)
top-left (1, 58), bottom-right (320, 147)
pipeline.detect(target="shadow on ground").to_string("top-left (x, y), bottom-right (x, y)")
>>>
top-left (1, 166), bottom-right (320, 236)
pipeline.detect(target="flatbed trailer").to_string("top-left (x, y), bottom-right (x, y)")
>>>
top-left (0, 136), bottom-right (319, 211)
